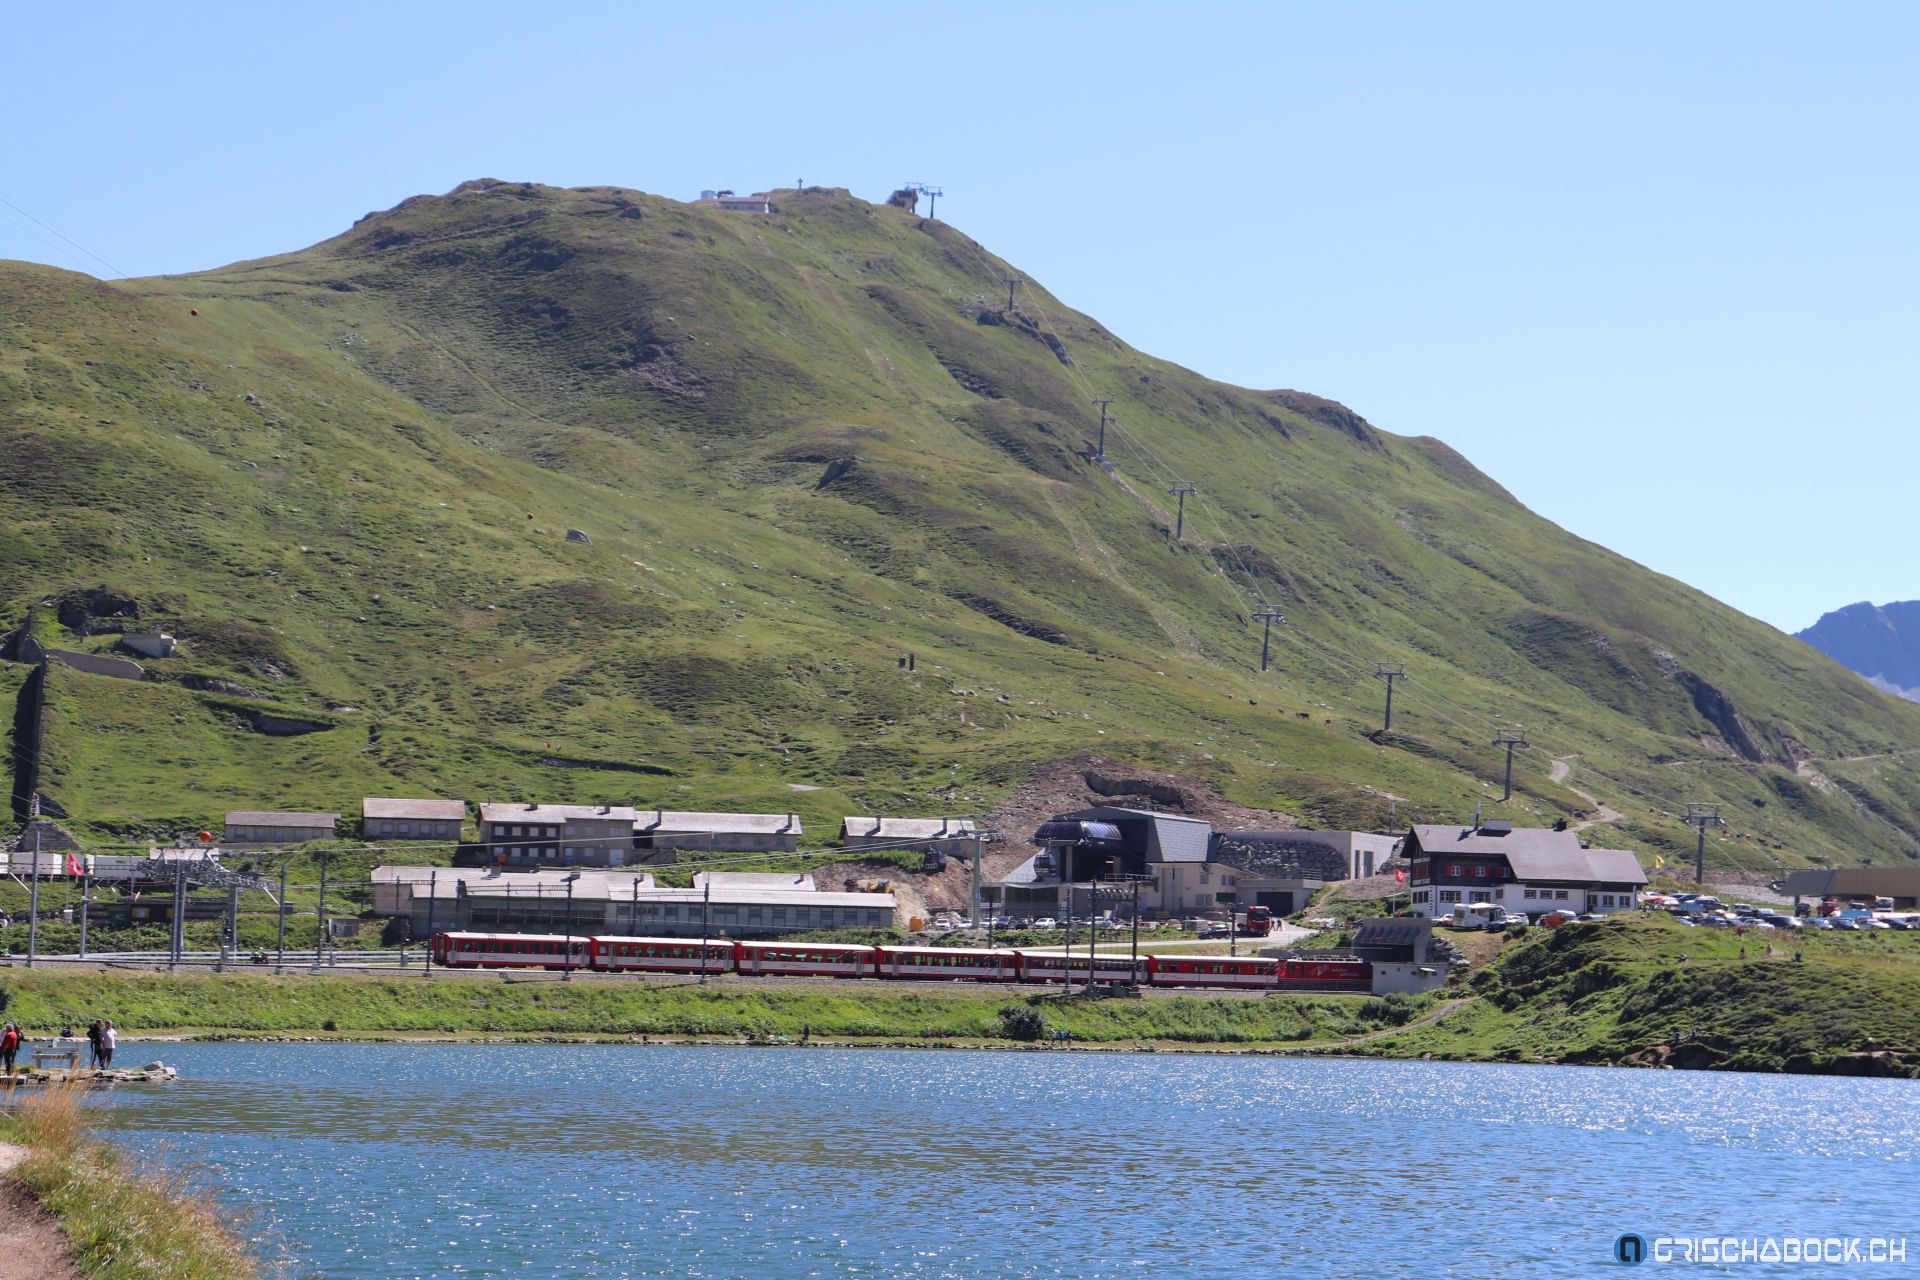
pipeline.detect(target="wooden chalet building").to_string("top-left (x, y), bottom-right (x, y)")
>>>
top-left (1404, 821), bottom-right (1646, 920)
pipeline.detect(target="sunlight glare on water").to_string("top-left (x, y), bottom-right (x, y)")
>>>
top-left (95, 1045), bottom-right (1919, 1278)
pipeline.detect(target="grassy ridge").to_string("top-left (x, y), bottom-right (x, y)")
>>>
top-left (1358, 915), bottom-right (1920, 1076)
top-left (0, 967), bottom-right (1412, 1044)
top-left (6, 180), bottom-right (1920, 872)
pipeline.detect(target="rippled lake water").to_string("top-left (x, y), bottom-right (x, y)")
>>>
top-left (92, 1044), bottom-right (1917, 1278)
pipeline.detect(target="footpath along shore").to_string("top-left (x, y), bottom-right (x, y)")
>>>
top-left (0, 1142), bottom-right (82, 1280)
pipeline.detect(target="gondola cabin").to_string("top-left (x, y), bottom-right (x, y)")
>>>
top-left (1147, 954), bottom-right (1278, 988)
top-left (874, 946), bottom-right (1020, 981)
top-left (433, 931), bottom-right (589, 970)
top-left (1016, 952), bottom-right (1145, 985)
top-left (591, 936), bottom-right (736, 974)
top-left (736, 941), bottom-right (877, 978)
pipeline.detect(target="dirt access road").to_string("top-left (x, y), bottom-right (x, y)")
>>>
top-left (1550, 758), bottom-right (1624, 832)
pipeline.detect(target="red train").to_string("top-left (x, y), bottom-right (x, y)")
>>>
top-left (428, 932), bottom-right (1372, 992)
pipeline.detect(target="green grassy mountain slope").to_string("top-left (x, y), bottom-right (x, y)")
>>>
top-left (5, 179), bottom-right (1918, 870)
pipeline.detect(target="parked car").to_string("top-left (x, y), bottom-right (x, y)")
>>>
top-left (1031, 918), bottom-right (1058, 931)
top-left (1828, 917), bottom-right (1860, 931)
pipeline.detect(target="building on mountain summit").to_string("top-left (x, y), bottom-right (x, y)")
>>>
top-left (692, 189), bottom-right (774, 213)
top-left (1403, 821), bottom-right (1646, 919)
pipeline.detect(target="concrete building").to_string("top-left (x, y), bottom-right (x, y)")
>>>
top-left (633, 810), bottom-right (802, 858)
top-left (479, 803), bottom-right (642, 867)
top-left (692, 871), bottom-right (816, 892)
top-left (840, 816), bottom-right (980, 854)
top-left (224, 810), bottom-right (340, 846)
top-left (1782, 867), bottom-right (1920, 911)
top-left (1250, 829), bottom-right (1402, 879)
top-left (995, 807), bottom-right (1212, 918)
top-left (372, 865), bottom-right (654, 922)
top-left (1206, 831), bottom-right (1359, 915)
top-left (1404, 822), bottom-right (1646, 920)
top-left (840, 816), bottom-right (980, 869)
top-left (693, 189), bottom-right (774, 213)
top-left (379, 865), bottom-right (895, 939)
top-left (363, 797), bottom-right (465, 841)
top-left (994, 809), bottom-right (1390, 920)
top-left (119, 632), bottom-right (177, 659)
top-left (1347, 916), bottom-right (1449, 995)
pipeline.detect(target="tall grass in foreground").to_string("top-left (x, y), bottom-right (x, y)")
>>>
top-left (4, 1082), bottom-right (260, 1280)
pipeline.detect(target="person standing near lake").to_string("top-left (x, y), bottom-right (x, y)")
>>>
top-left (87, 1019), bottom-right (105, 1069)
top-left (99, 1020), bottom-right (117, 1070)
top-left (0, 1023), bottom-right (20, 1075)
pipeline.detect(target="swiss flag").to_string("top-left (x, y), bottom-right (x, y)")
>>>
top-left (1393, 868), bottom-right (1407, 884)
top-left (66, 852), bottom-right (85, 878)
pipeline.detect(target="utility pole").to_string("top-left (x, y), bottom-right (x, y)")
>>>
top-left (562, 872), bottom-right (580, 979)
top-left (78, 868), bottom-right (89, 960)
top-left (276, 865), bottom-right (289, 973)
top-left (26, 828), bottom-right (39, 969)
top-left (1003, 276), bottom-right (1022, 310)
top-left (314, 851), bottom-right (328, 972)
top-left (1087, 879), bottom-right (1099, 989)
top-left (1090, 398), bottom-right (1113, 461)
top-left (420, 868), bottom-right (431, 975)
top-left (970, 822), bottom-right (984, 928)
top-left (1492, 727), bottom-right (1531, 802)
top-left (219, 884), bottom-right (239, 971)
top-left (170, 861), bottom-right (185, 970)
top-left (1130, 878), bottom-right (1141, 988)
top-left (1168, 485), bottom-right (1195, 542)
top-left (1253, 609), bottom-right (1284, 672)
top-left (1683, 803), bottom-right (1725, 886)
top-left (699, 878), bottom-right (712, 983)
top-left (1373, 665), bottom-right (1405, 732)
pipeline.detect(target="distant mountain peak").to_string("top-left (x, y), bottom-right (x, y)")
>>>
top-left (1799, 600), bottom-right (1920, 701)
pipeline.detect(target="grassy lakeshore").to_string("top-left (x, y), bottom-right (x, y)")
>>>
top-left (0, 966), bottom-right (1418, 1047)
top-left (3, 916), bottom-right (1913, 1073)
top-left (0, 1086), bottom-right (258, 1280)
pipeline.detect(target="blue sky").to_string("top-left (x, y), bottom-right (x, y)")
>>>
top-left (4, 1), bottom-right (1913, 632)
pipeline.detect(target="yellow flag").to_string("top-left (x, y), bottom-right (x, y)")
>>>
top-left (1653, 854), bottom-right (1666, 870)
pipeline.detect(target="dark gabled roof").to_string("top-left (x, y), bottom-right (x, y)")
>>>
top-left (1584, 848), bottom-right (1650, 887)
top-left (1351, 917), bottom-right (1432, 949)
top-left (1410, 823), bottom-right (1583, 861)
top-left (1410, 824), bottom-right (1646, 886)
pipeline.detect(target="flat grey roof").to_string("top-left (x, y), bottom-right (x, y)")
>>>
top-left (225, 810), bottom-right (339, 826)
top-left (363, 797), bottom-right (465, 821)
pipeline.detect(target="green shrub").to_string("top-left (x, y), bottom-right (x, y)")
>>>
top-left (998, 1005), bottom-right (1049, 1041)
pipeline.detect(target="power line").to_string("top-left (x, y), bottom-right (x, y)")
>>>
top-left (0, 192), bottom-right (131, 278)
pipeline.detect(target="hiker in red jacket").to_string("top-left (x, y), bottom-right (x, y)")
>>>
top-left (0, 1023), bottom-right (22, 1075)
